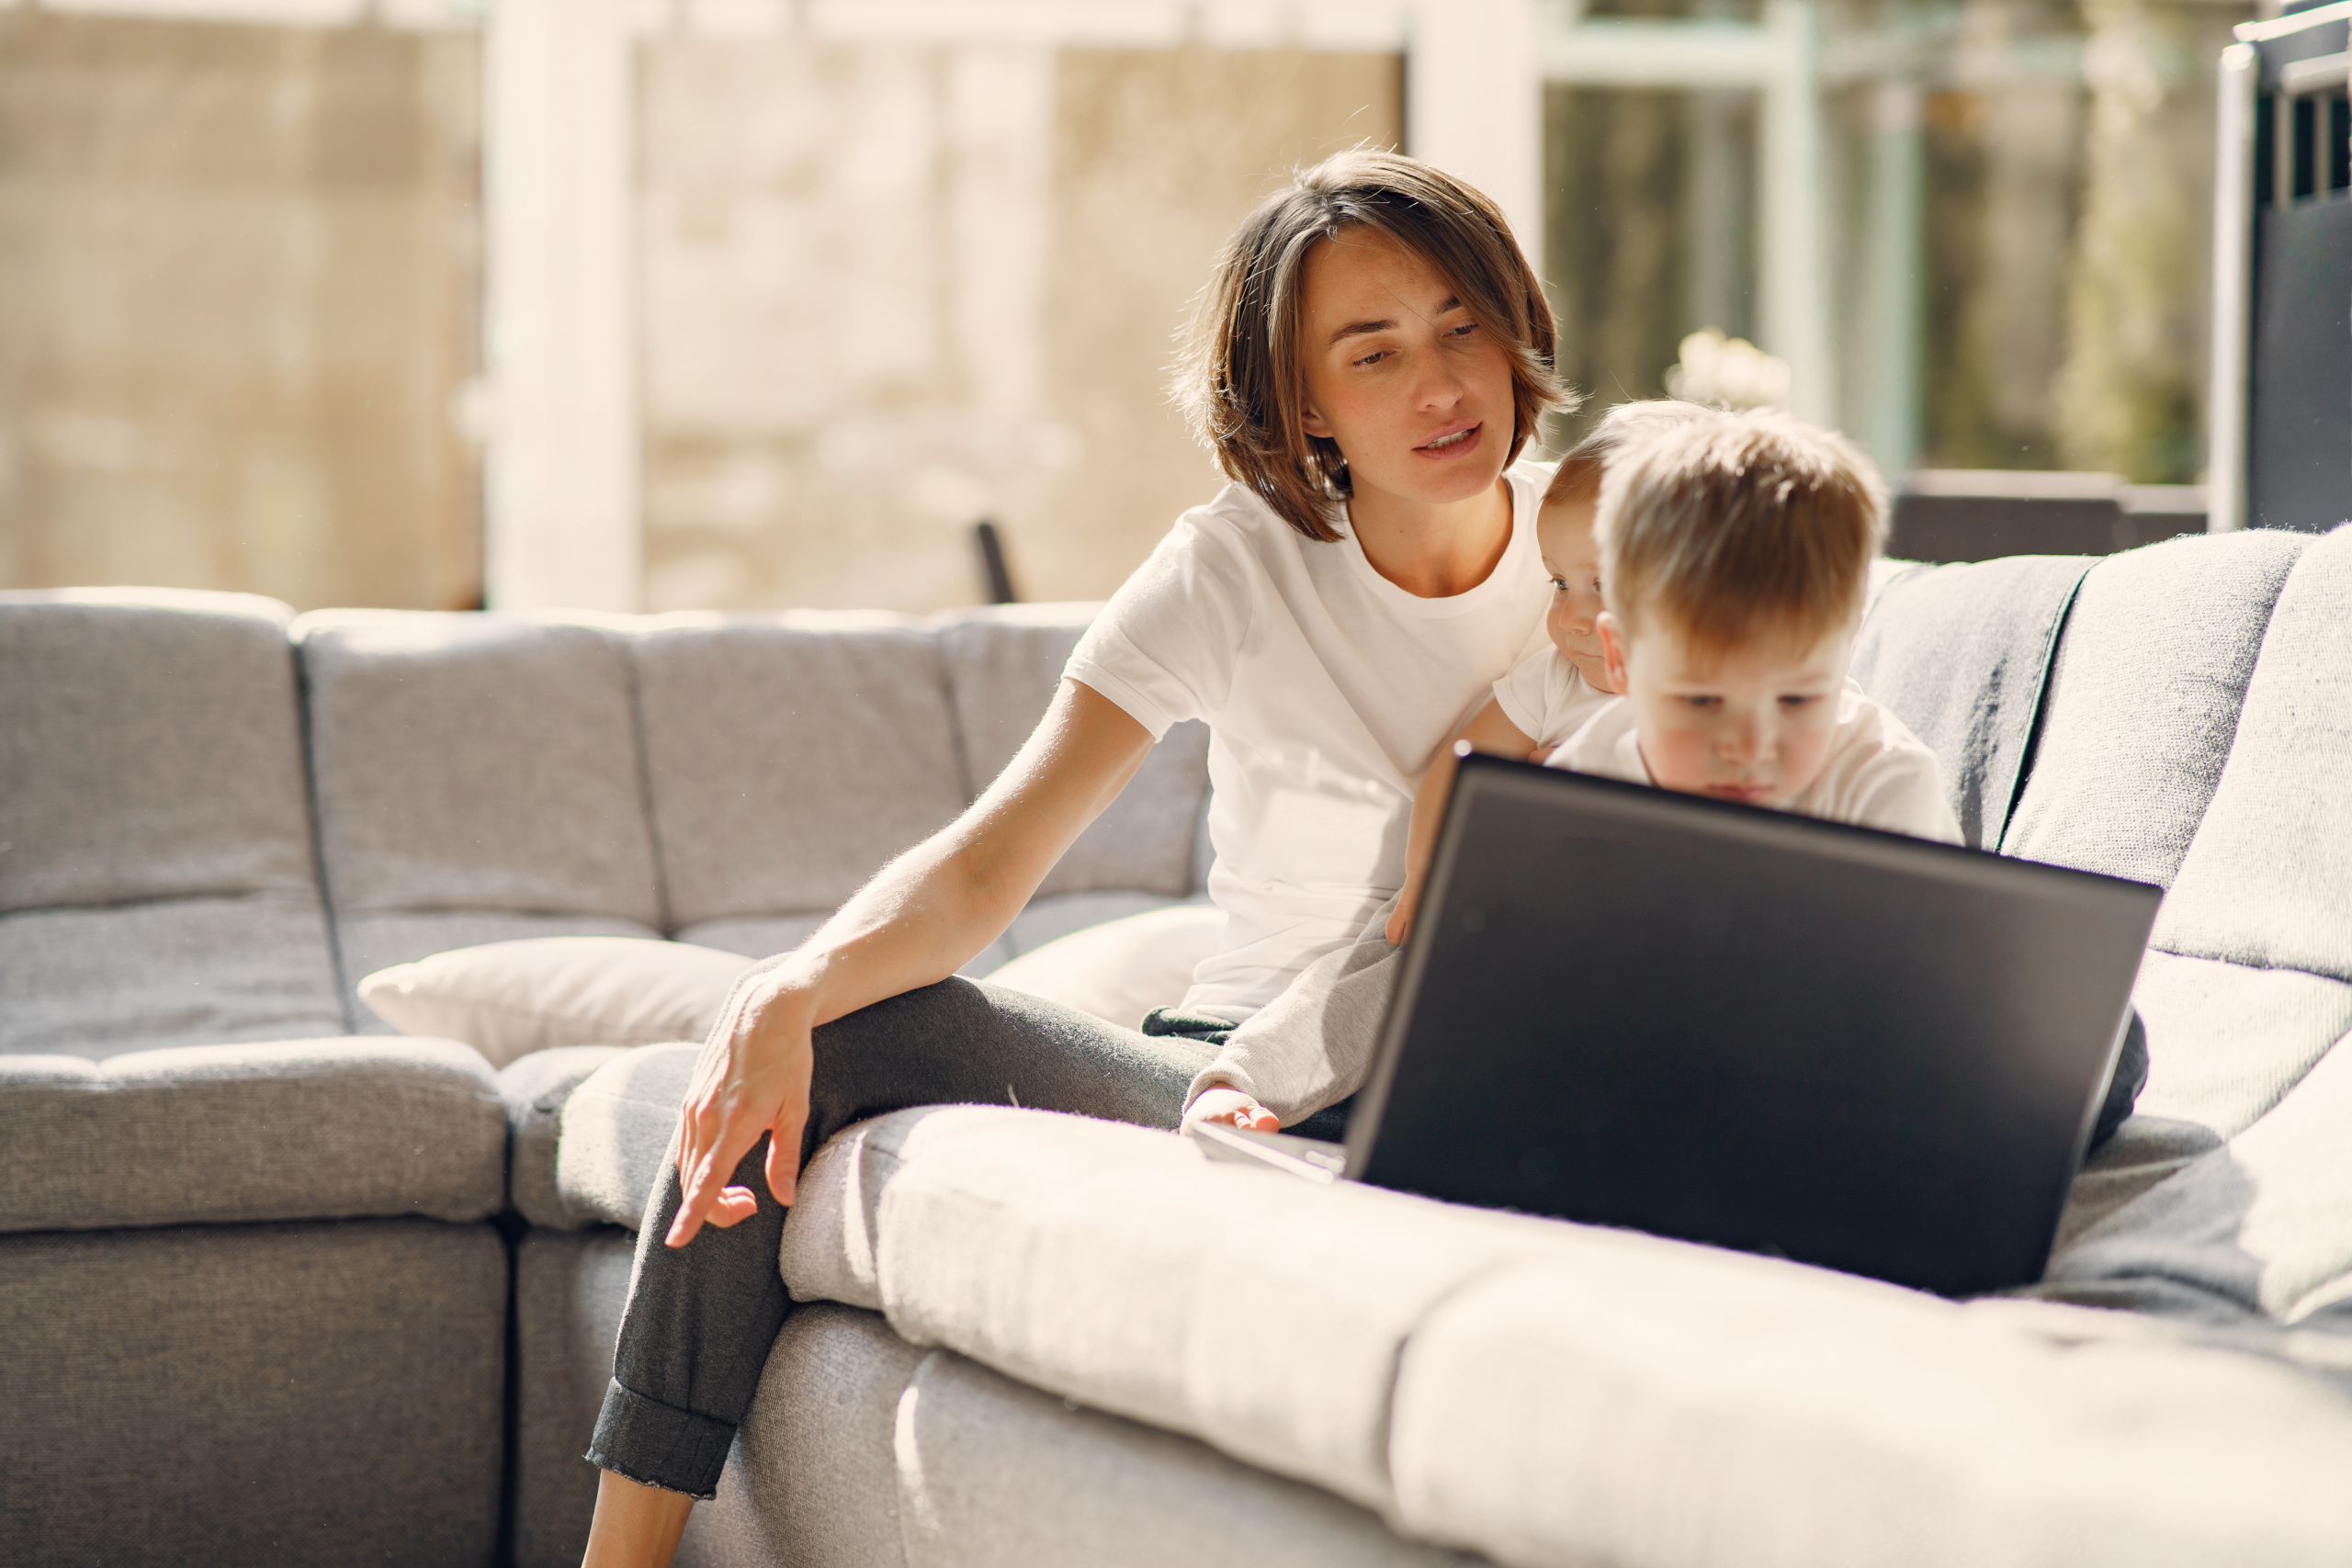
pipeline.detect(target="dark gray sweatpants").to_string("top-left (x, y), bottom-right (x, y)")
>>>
top-left (585, 977), bottom-right (1217, 1497)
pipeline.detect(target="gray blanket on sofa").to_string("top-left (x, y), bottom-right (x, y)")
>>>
top-left (1849, 555), bottom-right (2097, 851)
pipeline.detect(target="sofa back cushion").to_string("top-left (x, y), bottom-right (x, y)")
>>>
top-left (630, 612), bottom-right (967, 949)
top-left (2005, 530), bottom-right (2310, 885)
top-left (298, 612), bottom-right (665, 1027)
top-left (2046, 526), bottom-right (2352, 1325)
top-left (0, 591), bottom-right (346, 1055)
top-left (939, 604), bottom-right (1209, 902)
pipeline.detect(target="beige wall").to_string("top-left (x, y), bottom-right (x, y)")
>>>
top-left (0, 14), bottom-right (483, 611)
top-left (638, 42), bottom-right (1402, 614)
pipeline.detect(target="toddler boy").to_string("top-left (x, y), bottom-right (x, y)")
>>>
top-left (1186, 407), bottom-right (1959, 1136)
top-left (1386, 399), bottom-right (1717, 945)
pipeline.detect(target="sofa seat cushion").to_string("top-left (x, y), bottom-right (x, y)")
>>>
top-left (781, 1106), bottom-right (2352, 1568)
top-left (1389, 1263), bottom-right (2352, 1568)
top-left (0, 893), bottom-right (347, 1058)
top-left (0, 1037), bottom-right (506, 1232)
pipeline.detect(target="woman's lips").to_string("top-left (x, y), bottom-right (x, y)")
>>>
top-left (1414, 423), bottom-right (1482, 460)
top-left (1705, 782), bottom-right (1773, 804)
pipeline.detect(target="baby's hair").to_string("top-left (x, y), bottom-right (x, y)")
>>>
top-left (1172, 149), bottom-right (1576, 544)
top-left (1595, 408), bottom-right (1889, 661)
top-left (1543, 400), bottom-right (1720, 512)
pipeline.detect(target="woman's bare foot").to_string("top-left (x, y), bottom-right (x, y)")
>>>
top-left (581, 1468), bottom-right (694, 1568)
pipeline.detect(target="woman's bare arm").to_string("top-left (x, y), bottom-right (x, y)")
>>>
top-left (665, 678), bottom-right (1155, 1247)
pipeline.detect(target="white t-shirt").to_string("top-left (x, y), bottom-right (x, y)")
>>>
top-left (1066, 466), bottom-right (1555, 1020)
top-left (1544, 682), bottom-right (1963, 844)
top-left (1491, 645), bottom-right (1613, 754)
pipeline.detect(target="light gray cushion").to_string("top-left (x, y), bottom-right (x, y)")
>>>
top-left (549, 1042), bottom-right (701, 1231)
top-left (780, 1105), bottom-right (2352, 1568)
top-left (0, 895), bottom-right (347, 1058)
top-left (298, 609), bottom-right (663, 931)
top-left (360, 936), bottom-right (752, 1067)
top-left (514, 1225), bottom-right (637, 1568)
top-left (1001, 889), bottom-right (1193, 958)
top-left (673, 912), bottom-right (831, 961)
top-left (0, 592), bottom-right (347, 1054)
top-left (0, 1218), bottom-right (504, 1568)
top-left (0, 589), bottom-right (315, 911)
top-left (0, 1037), bottom-right (505, 1233)
top-left (693, 1303), bottom-right (1479, 1568)
top-left (503, 1045), bottom-right (629, 1228)
top-left (2126, 949), bottom-right (2352, 1139)
top-left (2024, 529), bottom-right (2352, 1327)
top-left (679, 914), bottom-right (1010, 979)
top-left (2006, 529), bottom-right (2310, 883)
top-left (1849, 554), bottom-right (2095, 848)
top-left (988, 902), bottom-right (1225, 1031)
top-left (2154, 525), bottom-right (2352, 982)
top-left (631, 612), bottom-right (967, 928)
top-left (937, 605), bottom-right (1209, 899)
top-left (339, 910), bottom-right (664, 1033)
top-left (1386, 1258), bottom-right (2352, 1568)
top-left (781, 1105), bottom-right (1668, 1516)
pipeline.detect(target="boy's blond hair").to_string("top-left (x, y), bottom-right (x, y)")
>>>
top-left (1541, 399), bottom-right (1717, 512)
top-left (1595, 408), bottom-right (1889, 660)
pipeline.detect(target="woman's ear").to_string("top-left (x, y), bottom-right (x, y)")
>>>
top-left (1299, 397), bottom-right (1332, 441)
top-left (1598, 612), bottom-right (1631, 694)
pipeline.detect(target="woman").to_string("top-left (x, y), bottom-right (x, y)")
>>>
top-left (583, 148), bottom-right (1574, 1565)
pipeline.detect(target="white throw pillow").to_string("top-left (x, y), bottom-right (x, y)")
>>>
top-left (983, 903), bottom-right (1227, 1031)
top-left (358, 937), bottom-right (755, 1068)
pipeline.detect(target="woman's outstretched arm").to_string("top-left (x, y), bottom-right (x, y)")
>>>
top-left (664, 677), bottom-right (1154, 1247)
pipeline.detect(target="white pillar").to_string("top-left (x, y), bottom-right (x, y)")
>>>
top-left (1408, 0), bottom-right (1546, 280)
top-left (484, 0), bottom-right (641, 611)
top-left (1860, 79), bottom-right (1925, 478)
top-left (1758, 0), bottom-right (1836, 426)
top-left (2206, 42), bottom-right (2257, 532)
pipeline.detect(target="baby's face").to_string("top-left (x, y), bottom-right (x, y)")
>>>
top-left (1537, 499), bottom-right (1615, 693)
top-left (1600, 610), bottom-right (1853, 807)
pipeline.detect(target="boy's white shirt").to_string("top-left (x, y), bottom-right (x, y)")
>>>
top-left (1489, 644), bottom-right (1613, 753)
top-left (1543, 682), bottom-right (1963, 846)
top-left (1185, 680), bottom-right (1962, 1124)
top-left (1065, 464), bottom-right (1555, 1022)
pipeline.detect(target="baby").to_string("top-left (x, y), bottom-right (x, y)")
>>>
top-left (1185, 406), bottom-right (1958, 1136)
top-left (1388, 399), bottom-right (1718, 945)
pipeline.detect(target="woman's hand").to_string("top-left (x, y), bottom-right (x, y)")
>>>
top-left (1182, 1086), bottom-right (1281, 1135)
top-left (660, 679), bottom-right (1155, 1248)
top-left (665, 963), bottom-right (820, 1247)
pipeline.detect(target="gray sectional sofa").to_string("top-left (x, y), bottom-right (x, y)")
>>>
top-left (0, 592), bottom-right (1204, 1566)
top-left (8, 524), bottom-right (2352, 1567)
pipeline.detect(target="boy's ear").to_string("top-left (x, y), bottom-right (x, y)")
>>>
top-left (1598, 612), bottom-right (1630, 693)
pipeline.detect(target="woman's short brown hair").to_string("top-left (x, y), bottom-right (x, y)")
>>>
top-left (1172, 150), bottom-right (1573, 544)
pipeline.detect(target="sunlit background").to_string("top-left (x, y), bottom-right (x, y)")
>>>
top-left (0, 0), bottom-right (2266, 615)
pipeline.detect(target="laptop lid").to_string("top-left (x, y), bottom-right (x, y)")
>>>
top-left (1344, 753), bottom-right (2161, 1297)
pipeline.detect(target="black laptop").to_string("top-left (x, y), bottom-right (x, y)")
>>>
top-left (1199, 751), bottom-right (2160, 1297)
